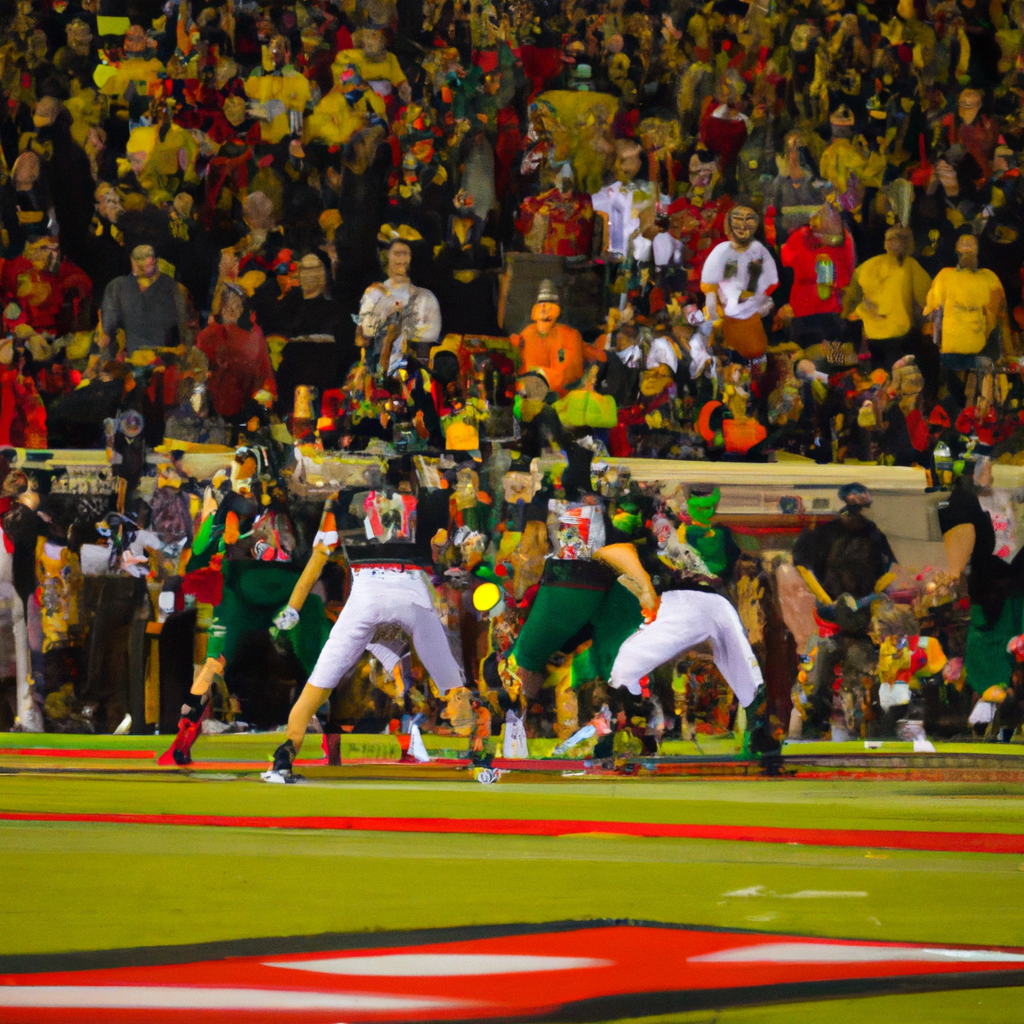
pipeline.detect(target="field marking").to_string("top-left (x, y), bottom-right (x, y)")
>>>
top-left (1, 810), bottom-right (1022, 854)
top-left (723, 886), bottom-right (868, 898)
top-left (690, 943), bottom-right (1024, 964)
top-left (264, 953), bottom-right (613, 976)
top-left (0, 986), bottom-right (471, 1010)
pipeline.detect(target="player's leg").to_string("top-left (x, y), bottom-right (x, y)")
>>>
top-left (395, 576), bottom-right (465, 694)
top-left (264, 682), bottom-right (336, 783)
top-left (698, 592), bottom-right (764, 707)
top-left (505, 583), bottom-right (607, 698)
top-left (608, 593), bottom-right (694, 695)
top-left (609, 590), bottom-right (779, 755)
top-left (700, 593), bottom-right (778, 753)
top-left (694, 591), bottom-right (780, 755)
top-left (266, 574), bottom-right (382, 781)
top-left (588, 582), bottom-right (645, 682)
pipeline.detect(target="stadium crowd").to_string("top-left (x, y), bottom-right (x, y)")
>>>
top-left (0, 0), bottom-right (1021, 759)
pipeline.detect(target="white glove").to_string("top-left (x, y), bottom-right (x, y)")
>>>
top-left (273, 605), bottom-right (300, 631)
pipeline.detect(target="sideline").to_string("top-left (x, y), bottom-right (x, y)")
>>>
top-left (2, 810), bottom-right (1022, 853)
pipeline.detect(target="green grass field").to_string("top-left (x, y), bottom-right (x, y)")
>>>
top-left (2, 770), bottom-right (1024, 1019)
top-left (1, 769), bottom-right (1023, 1021)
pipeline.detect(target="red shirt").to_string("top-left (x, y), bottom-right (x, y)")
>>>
top-left (780, 226), bottom-right (855, 317)
top-left (699, 110), bottom-right (748, 168)
top-left (0, 256), bottom-right (92, 331)
top-left (197, 322), bottom-right (275, 418)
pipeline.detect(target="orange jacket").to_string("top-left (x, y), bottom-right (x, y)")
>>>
top-left (511, 321), bottom-right (589, 394)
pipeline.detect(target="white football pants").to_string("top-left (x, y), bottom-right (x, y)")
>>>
top-left (306, 570), bottom-right (464, 693)
top-left (609, 590), bottom-right (763, 706)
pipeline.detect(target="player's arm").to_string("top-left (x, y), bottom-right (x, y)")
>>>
top-left (272, 494), bottom-right (340, 631)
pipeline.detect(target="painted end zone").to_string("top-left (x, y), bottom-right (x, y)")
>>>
top-left (1, 810), bottom-right (1022, 854)
top-left (1, 922), bottom-right (1023, 1023)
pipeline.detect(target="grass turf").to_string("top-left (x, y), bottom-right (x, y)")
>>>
top-left (3, 774), bottom-right (1024, 834)
top-left (2, 730), bottom-right (1021, 760)
top-left (2, 773), bottom-right (1023, 1022)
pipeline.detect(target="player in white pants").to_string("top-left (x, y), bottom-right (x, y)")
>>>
top-left (264, 566), bottom-right (465, 782)
top-left (306, 567), bottom-right (463, 692)
top-left (609, 590), bottom-right (763, 708)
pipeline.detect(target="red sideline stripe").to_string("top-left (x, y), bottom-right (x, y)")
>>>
top-left (1, 811), bottom-right (1022, 854)
top-left (2, 748), bottom-right (155, 759)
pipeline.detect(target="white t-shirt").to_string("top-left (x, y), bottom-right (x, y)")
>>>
top-left (591, 181), bottom-right (662, 257)
top-left (652, 230), bottom-right (683, 267)
top-left (700, 239), bottom-right (778, 320)
top-left (592, 181), bottom-right (639, 256)
top-left (646, 335), bottom-right (679, 373)
top-left (358, 278), bottom-right (442, 373)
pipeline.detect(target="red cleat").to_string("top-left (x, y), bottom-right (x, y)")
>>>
top-left (157, 701), bottom-right (211, 766)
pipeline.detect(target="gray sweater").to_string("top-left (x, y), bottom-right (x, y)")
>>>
top-left (101, 273), bottom-right (190, 353)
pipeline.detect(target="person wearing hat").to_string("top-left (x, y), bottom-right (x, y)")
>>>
top-left (100, 244), bottom-right (190, 355)
top-left (819, 106), bottom-right (887, 211)
top-left (700, 201), bottom-right (779, 362)
top-left (509, 280), bottom-right (595, 396)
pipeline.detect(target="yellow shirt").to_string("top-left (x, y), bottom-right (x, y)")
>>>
top-left (333, 49), bottom-right (406, 88)
top-left (924, 266), bottom-right (1007, 355)
top-left (99, 57), bottom-right (165, 99)
top-left (819, 137), bottom-right (887, 193)
top-left (847, 254), bottom-right (931, 340)
top-left (303, 88), bottom-right (386, 146)
top-left (245, 69), bottom-right (312, 143)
